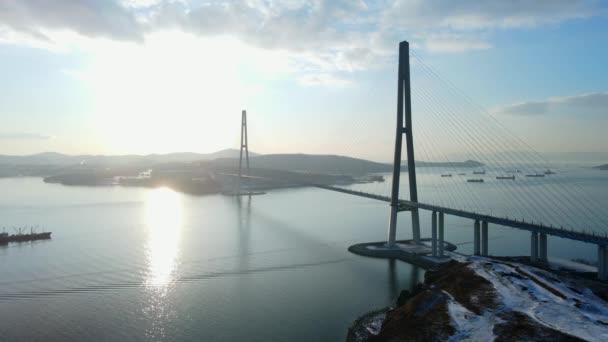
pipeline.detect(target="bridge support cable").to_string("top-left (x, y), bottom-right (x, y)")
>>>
top-left (412, 80), bottom-right (566, 227)
top-left (410, 52), bottom-right (607, 232)
top-left (408, 54), bottom-right (568, 216)
top-left (411, 75), bottom-right (543, 222)
top-left (411, 50), bottom-right (608, 228)
top-left (408, 56), bottom-right (588, 232)
top-left (406, 83), bottom-right (495, 212)
top-left (410, 59), bottom-right (570, 223)
top-left (411, 84), bottom-right (529, 220)
top-left (410, 114), bottom-right (476, 211)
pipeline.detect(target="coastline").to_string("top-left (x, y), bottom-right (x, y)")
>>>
top-left (347, 256), bottom-right (608, 341)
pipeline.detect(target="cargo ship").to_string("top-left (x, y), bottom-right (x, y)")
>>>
top-left (496, 175), bottom-right (515, 180)
top-left (441, 174), bottom-right (452, 177)
top-left (467, 179), bottom-right (484, 183)
top-left (473, 170), bottom-right (486, 175)
top-left (525, 173), bottom-right (546, 178)
top-left (0, 228), bottom-right (52, 244)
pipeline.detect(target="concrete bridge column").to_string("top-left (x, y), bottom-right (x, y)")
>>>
top-left (539, 233), bottom-right (548, 262)
top-left (481, 221), bottom-right (488, 256)
top-left (431, 211), bottom-right (437, 257)
top-left (531, 232), bottom-right (539, 262)
top-left (474, 220), bottom-right (481, 256)
top-left (599, 246), bottom-right (608, 281)
top-left (438, 212), bottom-right (445, 258)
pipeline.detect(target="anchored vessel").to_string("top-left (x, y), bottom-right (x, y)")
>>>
top-left (0, 229), bottom-right (52, 244)
top-left (496, 175), bottom-right (516, 180)
top-left (467, 179), bottom-right (484, 183)
top-left (472, 170), bottom-right (486, 175)
top-left (526, 173), bottom-right (546, 178)
top-left (441, 174), bottom-right (452, 177)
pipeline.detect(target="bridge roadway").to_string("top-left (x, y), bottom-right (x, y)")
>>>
top-left (314, 184), bottom-right (608, 247)
top-left (221, 172), bottom-right (608, 246)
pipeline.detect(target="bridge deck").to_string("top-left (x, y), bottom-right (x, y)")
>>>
top-left (221, 173), bottom-right (608, 246)
top-left (315, 185), bottom-right (608, 246)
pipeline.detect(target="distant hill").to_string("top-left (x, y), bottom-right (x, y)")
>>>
top-left (593, 164), bottom-right (608, 170)
top-left (207, 154), bottom-right (484, 175)
top-left (0, 149), bottom-right (484, 177)
top-left (212, 154), bottom-right (392, 175)
top-left (0, 149), bottom-right (258, 166)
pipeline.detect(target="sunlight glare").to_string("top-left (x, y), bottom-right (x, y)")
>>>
top-left (79, 31), bottom-right (291, 154)
top-left (144, 187), bottom-right (183, 287)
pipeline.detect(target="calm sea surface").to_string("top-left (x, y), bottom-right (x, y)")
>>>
top-left (1, 167), bottom-right (607, 341)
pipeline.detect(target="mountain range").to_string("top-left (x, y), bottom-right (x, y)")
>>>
top-left (0, 149), bottom-right (257, 166)
top-left (0, 150), bottom-right (484, 177)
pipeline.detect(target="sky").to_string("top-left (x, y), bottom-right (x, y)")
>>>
top-left (0, 0), bottom-right (607, 161)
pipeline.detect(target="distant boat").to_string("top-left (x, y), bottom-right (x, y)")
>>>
top-left (544, 169), bottom-right (556, 175)
top-left (0, 227), bottom-right (52, 244)
top-left (467, 179), bottom-right (484, 183)
top-left (458, 173), bottom-right (466, 176)
top-left (441, 174), bottom-right (452, 177)
top-left (526, 173), bottom-right (545, 178)
top-left (496, 176), bottom-right (515, 180)
top-left (473, 170), bottom-right (486, 175)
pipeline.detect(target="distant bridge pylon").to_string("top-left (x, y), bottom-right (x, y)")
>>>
top-left (237, 109), bottom-right (250, 195)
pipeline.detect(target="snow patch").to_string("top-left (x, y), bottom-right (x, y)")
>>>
top-left (445, 292), bottom-right (495, 341)
top-left (469, 257), bottom-right (608, 341)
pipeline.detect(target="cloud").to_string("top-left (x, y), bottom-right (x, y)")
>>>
top-left (495, 92), bottom-right (608, 117)
top-left (298, 73), bottom-right (352, 87)
top-left (0, 0), bottom-right (142, 43)
top-left (423, 33), bottom-right (492, 53)
top-left (0, 0), bottom-right (605, 83)
top-left (0, 132), bottom-right (53, 140)
top-left (383, 0), bottom-right (602, 31)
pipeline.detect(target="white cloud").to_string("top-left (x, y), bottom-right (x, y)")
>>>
top-left (0, 0), bottom-right (142, 42)
top-left (494, 92), bottom-right (608, 117)
top-left (383, 0), bottom-right (602, 31)
top-left (423, 33), bottom-right (492, 53)
top-left (0, 0), bottom-right (605, 84)
top-left (298, 73), bottom-right (351, 87)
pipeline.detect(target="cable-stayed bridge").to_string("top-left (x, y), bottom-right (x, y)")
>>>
top-left (232, 41), bottom-right (608, 280)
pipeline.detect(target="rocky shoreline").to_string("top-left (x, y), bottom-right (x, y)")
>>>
top-left (347, 257), bottom-right (608, 341)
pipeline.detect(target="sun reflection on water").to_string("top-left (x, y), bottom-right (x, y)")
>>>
top-left (144, 187), bottom-right (183, 288)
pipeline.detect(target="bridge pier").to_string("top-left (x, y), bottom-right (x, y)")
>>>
top-left (598, 246), bottom-right (608, 281)
top-left (481, 221), bottom-right (488, 256)
top-left (539, 233), bottom-right (548, 262)
top-left (438, 212), bottom-right (445, 258)
top-left (473, 220), bottom-right (481, 256)
top-left (530, 232), bottom-right (539, 262)
top-left (431, 211), bottom-right (437, 257)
